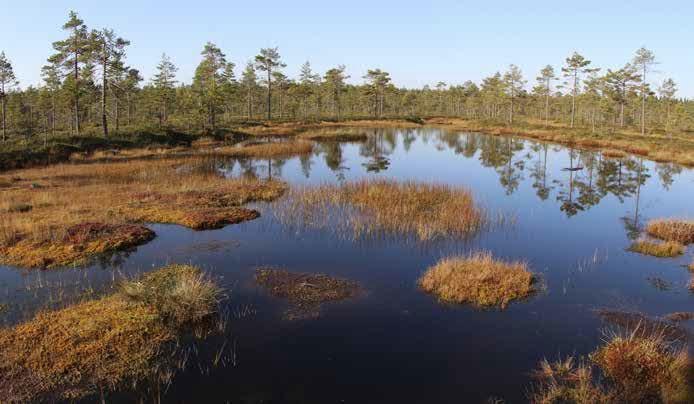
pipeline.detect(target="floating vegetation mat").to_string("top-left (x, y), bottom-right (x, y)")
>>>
top-left (254, 267), bottom-right (361, 320)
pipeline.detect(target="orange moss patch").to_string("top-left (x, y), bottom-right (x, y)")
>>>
top-left (418, 251), bottom-right (535, 309)
top-left (628, 239), bottom-right (685, 258)
top-left (0, 222), bottom-right (155, 268)
top-left (646, 219), bottom-right (694, 245)
top-left (0, 264), bottom-right (221, 402)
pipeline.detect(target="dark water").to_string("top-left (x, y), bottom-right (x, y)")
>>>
top-left (1, 128), bottom-right (693, 403)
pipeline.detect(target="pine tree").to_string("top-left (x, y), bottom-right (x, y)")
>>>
top-left (605, 64), bottom-right (640, 128)
top-left (193, 42), bottom-right (229, 129)
top-left (240, 62), bottom-right (257, 119)
top-left (49, 11), bottom-right (92, 135)
top-left (0, 51), bottom-right (18, 141)
top-left (503, 64), bottom-right (525, 125)
top-left (40, 62), bottom-right (61, 136)
top-left (254, 47), bottom-right (285, 120)
top-left (363, 69), bottom-right (391, 118)
top-left (93, 28), bottom-right (129, 136)
top-left (536, 65), bottom-right (556, 126)
top-left (562, 52), bottom-right (598, 128)
top-left (632, 47), bottom-right (657, 135)
top-left (324, 65), bottom-right (349, 120)
top-left (152, 53), bottom-right (178, 124)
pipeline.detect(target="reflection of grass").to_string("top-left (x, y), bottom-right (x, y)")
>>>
top-left (531, 325), bottom-right (690, 403)
top-left (0, 264), bottom-right (221, 402)
top-left (646, 219), bottom-right (694, 245)
top-left (418, 252), bottom-right (535, 309)
top-left (0, 158), bottom-right (285, 268)
top-left (628, 239), bottom-right (685, 257)
top-left (276, 179), bottom-right (486, 241)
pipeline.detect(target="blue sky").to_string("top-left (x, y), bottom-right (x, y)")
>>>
top-left (2, 0), bottom-right (693, 97)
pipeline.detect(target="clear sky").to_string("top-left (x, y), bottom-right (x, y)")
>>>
top-left (2, 0), bottom-right (693, 97)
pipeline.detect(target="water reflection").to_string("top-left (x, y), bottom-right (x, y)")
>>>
top-left (218, 128), bottom-right (680, 219)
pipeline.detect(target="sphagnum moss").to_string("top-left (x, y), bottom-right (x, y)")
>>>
top-left (0, 264), bottom-right (221, 403)
top-left (418, 251), bottom-right (535, 309)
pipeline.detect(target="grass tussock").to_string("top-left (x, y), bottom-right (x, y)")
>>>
top-left (628, 239), bottom-right (685, 258)
top-left (530, 325), bottom-right (691, 404)
top-left (276, 179), bottom-right (486, 241)
top-left (297, 129), bottom-right (369, 142)
top-left (646, 219), bottom-right (694, 245)
top-left (214, 140), bottom-right (313, 159)
top-left (418, 251), bottom-right (535, 309)
top-left (0, 264), bottom-right (221, 402)
top-left (255, 267), bottom-right (361, 320)
top-left (0, 158), bottom-right (286, 268)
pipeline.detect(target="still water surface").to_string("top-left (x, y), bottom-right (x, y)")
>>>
top-left (1, 128), bottom-right (693, 403)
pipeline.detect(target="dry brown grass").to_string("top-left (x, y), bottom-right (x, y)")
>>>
top-left (0, 264), bottom-right (221, 402)
top-left (276, 179), bottom-right (486, 241)
top-left (418, 252), bottom-right (535, 309)
top-left (297, 128), bottom-right (369, 142)
top-left (590, 327), bottom-right (691, 403)
top-left (646, 219), bottom-right (694, 245)
top-left (628, 239), bottom-right (685, 258)
top-left (212, 140), bottom-right (313, 159)
top-left (531, 325), bottom-right (691, 403)
top-left (0, 158), bottom-right (286, 268)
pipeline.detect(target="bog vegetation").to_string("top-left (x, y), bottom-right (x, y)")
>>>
top-left (530, 325), bottom-right (691, 403)
top-left (0, 264), bottom-right (222, 402)
top-left (628, 239), bottom-right (685, 258)
top-left (275, 179), bottom-right (486, 241)
top-left (1, 12), bottom-right (694, 170)
top-left (0, 157), bottom-right (285, 268)
top-left (418, 251), bottom-right (535, 308)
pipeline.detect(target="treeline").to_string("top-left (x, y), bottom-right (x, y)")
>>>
top-left (1, 11), bottom-right (693, 142)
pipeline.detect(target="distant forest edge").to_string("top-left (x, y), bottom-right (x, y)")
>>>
top-left (0, 11), bottom-right (693, 151)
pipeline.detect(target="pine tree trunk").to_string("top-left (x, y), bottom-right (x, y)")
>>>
top-left (1, 91), bottom-right (6, 142)
top-left (74, 55), bottom-right (81, 135)
top-left (101, 51), bottom-right (109, 137)
top-left (266, 70), bottom-right (272, 121)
